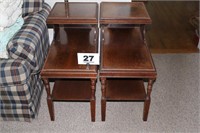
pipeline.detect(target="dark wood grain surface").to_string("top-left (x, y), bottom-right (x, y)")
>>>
top-left (100, 2), bottom-right (151, 24)
top-left (47, 2), bottom-right (98, 24)
top-left (41, 27), bottom-right (98, 78)
top-left (145, 1), bottom-right (199, 53)
top-left (100, 27), bottom-right (156, 78)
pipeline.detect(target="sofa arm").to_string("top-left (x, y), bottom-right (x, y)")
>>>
top-left (0, 59), bottom-right (31, 87)
top-left (40, 2), bottom-right (51, 19)
top-left (23, 2), bottom-right (51, 20)
top-left (7, 3), bottom-right (50, 73)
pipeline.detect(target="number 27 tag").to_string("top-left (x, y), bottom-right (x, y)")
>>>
top-left (77, 53), bottom-right (99, 65)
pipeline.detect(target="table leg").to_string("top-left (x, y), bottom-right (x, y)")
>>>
top-left (43, 78), bottom-right (55, 121)
top-left (143, 79), bottom-right (154, 121)
top-left (101, 78), bottom-right (106, 121)
top-left (90, 79), bottom-right (96, 122)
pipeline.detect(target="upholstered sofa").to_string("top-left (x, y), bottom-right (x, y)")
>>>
top-left (0, 0), bottom-right (50, 122)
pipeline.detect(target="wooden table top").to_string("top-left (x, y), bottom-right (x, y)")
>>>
top-left (47, 2), bottom-right (98, 24)
top-left (100, 27), bottom-right (156, 78)
top-left (41, 28), bottom-right (98, 78)
top-left (100, 2), bottom-right (151, 24)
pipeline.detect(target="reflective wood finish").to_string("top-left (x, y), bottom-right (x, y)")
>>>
top-left (100, 28), bottom-right (156, 77)
top-left (100, 2), bottom-right (151, 24)
top-left (145, 1), bottom-right (199, 53)
top-left (47, 2), bottom-right (98, 24)
top-left (42, 28), bottom-right (98, 78)
top-left (41, 2), bottom-right (98, 122)
top-left (99, 2), bottom-right (157, 122)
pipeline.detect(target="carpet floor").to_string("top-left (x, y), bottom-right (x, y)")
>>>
top-left (1, 53), bottom-right (199, 133)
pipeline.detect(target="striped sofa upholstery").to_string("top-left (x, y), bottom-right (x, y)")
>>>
top-left (0, 1), bottom-right (50, 122)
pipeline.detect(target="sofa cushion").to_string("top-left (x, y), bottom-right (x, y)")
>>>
top-left (0, 17), bottom-right (24, 59)
top-left (0, 0), bottom-right (23, 31)
top-left (22, 0), bottom-right (44, 17)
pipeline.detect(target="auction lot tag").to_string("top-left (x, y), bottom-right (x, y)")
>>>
top-left (77, 53), bottom-right (99, 65)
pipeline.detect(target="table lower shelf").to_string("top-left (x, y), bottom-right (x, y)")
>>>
top-left (106, 78), bottom-right (146, 101)
top-left (52, 79), bottom-right (92, 101)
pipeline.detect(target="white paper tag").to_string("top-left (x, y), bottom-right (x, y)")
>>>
top-left (77, 53), bottom-right (99, 65)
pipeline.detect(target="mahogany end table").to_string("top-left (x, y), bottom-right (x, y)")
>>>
top-left (99, 2), bottom-right (157, 121)
top-left (41, 2), bottom-right (98, 122)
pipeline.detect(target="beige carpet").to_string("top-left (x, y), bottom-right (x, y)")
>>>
top-left (1, 53), bottom-right (199, 133)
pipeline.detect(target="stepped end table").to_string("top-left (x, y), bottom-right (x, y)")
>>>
top-left (41, 2), bottom-right (98, 122)
top-left (99, 2), bottom-right (157, 121)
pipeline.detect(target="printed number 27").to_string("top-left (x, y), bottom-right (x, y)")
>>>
top-left (83, 55), bottom-right (94, 62)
